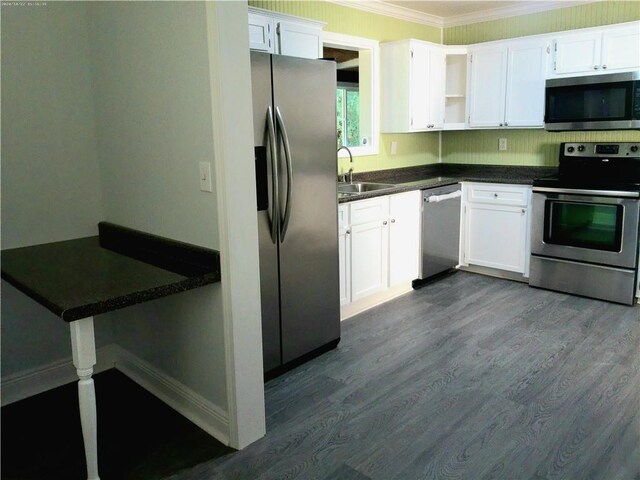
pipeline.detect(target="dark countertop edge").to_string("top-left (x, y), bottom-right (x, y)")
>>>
top-left (60, 272), bottom-right (220, 322)
top-left (1, 224), bottom-right (222, 322)
top-left (1, 263), bottom-right (220, 323)
top-left (338, 164), bottom-right (557, 204)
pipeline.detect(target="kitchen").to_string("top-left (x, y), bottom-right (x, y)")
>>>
top-left (1, 1), bottom-right (639, 479)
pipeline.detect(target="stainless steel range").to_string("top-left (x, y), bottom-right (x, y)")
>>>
top-left (529, 142), bottom-right (640, 305)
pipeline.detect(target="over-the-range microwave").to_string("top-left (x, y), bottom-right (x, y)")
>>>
top-left (544, 71), bottom-right (640, 131)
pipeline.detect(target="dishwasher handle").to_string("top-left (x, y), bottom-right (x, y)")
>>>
top-left (425, 190), bottom-right (462, 203)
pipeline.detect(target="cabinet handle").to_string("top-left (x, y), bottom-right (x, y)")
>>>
top-left (494, 193), bottom-right (498, 198)
top-left (390, 218), bottom-right (396, 223)
top-left (499, 123), bottom-right (504, 127)
top-left (382, 221), bottom-right (388, 225)
top-left (505, 122), bottom-right (508, 126)
top-left (594, 65), bottom-right (599, 70)
top-left (521, 209), bottom-right (525, 214)
top-left (346, 229), bottom-right (351, 235)
top-left (602, 65), bottom-right (607, 69)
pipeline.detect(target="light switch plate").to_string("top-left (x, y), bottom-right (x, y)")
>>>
top-left (390, 141), bottom-right (398, 155)
top-left (199, 162), bottom-right (212, 192)
top-left (499, 138), bottom-right (507, 151)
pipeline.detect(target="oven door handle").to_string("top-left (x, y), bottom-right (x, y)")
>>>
top-left (533, 187), bottom-right (640, 198)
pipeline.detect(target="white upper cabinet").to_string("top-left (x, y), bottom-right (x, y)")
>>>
top-left (551, 22), bottom-right (640, 76)
top-left (248, 13), bottom-right (275, 53)
top-left (468, 46), bottom-right (508, 128)
top-left (600, 24), bottom-right (640, 72)
top-left (553, 30), bottom-right (600, 75)
top-left (468, 37), bottom-right (547, 128)
top-left (380, 40), bottom-right (446, 132)
top-left (248, 8), bottom-right (324, 59)
top-left (410, 42), bottom-right (430, 131)
top-left (504, 39), bottom-right (547, 127)
top-left (428, 48), bottom-right (447, 130)
top-left (277, 21), bottom-right (323, 59)
top-left (444, 47), bottom-right (468, 130)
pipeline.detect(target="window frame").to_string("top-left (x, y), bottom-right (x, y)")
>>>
top-left (323, 32), bottom-right (379, 158)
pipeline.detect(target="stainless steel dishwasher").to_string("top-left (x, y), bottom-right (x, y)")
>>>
top-left (419, 184), bottom-right (462, 281)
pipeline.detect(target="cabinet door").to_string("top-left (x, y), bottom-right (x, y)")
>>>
top-left (338, 206), bottom-right (351, 306)
top-left (505, 39), bottom-right (547, 127)
top-left (389, 191), bottom-right (421, 286)
top-left (601, 24), bottom-right (640, 72)
top-left (468, 47), bottom-right (507, 127)
top-left (277, 21), bottom-right (322, 59)
top-left (351, 220), bottom-right (389, 301)
top-left (428, 48), bottom-right (446, 129)
top-left (248, 13), bottom-right (274, 53)
top-left (553, 31), bottom-right (601, 75)
top-left (464, 203), bottom-right (527, 273)
top-left (410, 42), bottom-right (430, 131)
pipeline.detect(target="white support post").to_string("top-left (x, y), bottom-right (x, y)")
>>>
top-left (70, 317), bottom-right (100, 480)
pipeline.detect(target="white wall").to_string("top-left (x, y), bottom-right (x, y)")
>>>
top-left (90, 1), bottom-right (220, 248)
top-left (1, 3), bottom-right (104, 249)
top-left (88, 0), bottom-right (228, 417)
top-left (1, 0), bottom-right (265, 448)
top-left (1, 2), bottom-right (112, 383)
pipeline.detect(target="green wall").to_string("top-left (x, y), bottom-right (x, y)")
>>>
top-left (442, 1), bottom-right (640, 166)
top-left (249, 0), bottom-right (442, 173)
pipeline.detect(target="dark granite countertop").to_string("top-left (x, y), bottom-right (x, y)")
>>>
top-left (1, 223), bottom-right (221, 322)
top-left (338, 164), bottom-right (558, 203)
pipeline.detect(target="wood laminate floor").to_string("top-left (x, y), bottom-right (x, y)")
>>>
top-left (3, 272), bottom-right (639, 479)
top-left (170, 272), bottom-right (640, 480)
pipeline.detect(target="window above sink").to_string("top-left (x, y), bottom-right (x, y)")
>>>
top-left (324, 32), bottom-right (379, 158)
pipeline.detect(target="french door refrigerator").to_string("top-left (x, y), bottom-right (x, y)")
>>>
top-left (251, 52), bottom-right (340, 376)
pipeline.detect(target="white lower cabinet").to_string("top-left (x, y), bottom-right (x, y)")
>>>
top-left (338, 205), bottom-right (351, 306)
top-left (339, 190), bottom-right (421, 311)
top-left (389, 191), bottom-right (421, 285)
top-left (461, 183), bottom-right (531, 276)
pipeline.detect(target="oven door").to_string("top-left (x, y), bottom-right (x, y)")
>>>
top-left (531, 190), bottom-right (640, 269)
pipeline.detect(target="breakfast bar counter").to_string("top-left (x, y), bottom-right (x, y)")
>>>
top-left (1, 222), bottom-right (221, 480)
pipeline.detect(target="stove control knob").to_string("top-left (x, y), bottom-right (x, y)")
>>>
top-left (577, 145), bottom-right (585, 152)
top-left (567, 146), bottom-right (575, 153)
top-left (631, 145), bottom-right (638, 153)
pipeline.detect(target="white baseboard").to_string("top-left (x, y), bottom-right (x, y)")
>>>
top-left (1, 344), bottom-right (230, 447)
top-left (113, 345), bottom-right (230, 446)
top-left (1, 343), bottom-right (119, 406)
top-left (341, 282), bottom-right (413, 320)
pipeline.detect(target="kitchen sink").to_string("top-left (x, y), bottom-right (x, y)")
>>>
top-left (338, 182), bottom-right (396, 194)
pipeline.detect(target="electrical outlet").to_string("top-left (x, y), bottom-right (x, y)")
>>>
top-left (199, 162), bottom-right (212, 192)
top-left (499, 138), bottom-right (508, 151)
top-left (390, 141), bottom-right (398, 155)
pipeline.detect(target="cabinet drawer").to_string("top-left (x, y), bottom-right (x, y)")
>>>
top-left (466, 183), bottom-right (529, 207)
top-left (350, 197), bottom-right (389, 226)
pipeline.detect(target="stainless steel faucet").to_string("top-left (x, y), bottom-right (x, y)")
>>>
top-left (337, 146), bottom-right (354, 183)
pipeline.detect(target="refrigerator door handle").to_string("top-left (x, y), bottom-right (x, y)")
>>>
top-left (266, 107), bottom-right (279, 244)
top-left (275, 106), bottom-right (293, 242)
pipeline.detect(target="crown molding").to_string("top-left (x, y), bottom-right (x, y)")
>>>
top-left (327, 0), bottom-right (444, 28)
top-left (327, 0), bottom-right (599, 30)
top-left (442, 1), bottom-right (598, 28)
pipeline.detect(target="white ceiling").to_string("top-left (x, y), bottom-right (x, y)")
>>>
top-left (331, 1), bottom-right (597, 27)
top-left (386, 1), bottom-right (529, 18)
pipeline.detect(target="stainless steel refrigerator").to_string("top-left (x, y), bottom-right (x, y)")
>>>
top-left (251, 52), bottom-right (341, 376)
